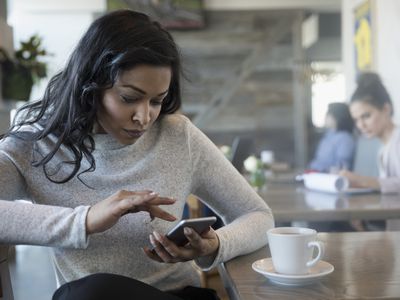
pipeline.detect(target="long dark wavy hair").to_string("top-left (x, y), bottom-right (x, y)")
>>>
top-left (1, 10), bottom-right (182, 184)
top-left (327, 102), bottom-right (354, 133)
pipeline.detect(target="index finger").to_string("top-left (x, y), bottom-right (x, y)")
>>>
top-left (144, 196), bottom-right (176, 205)
top-left (127, 195), bottom-right (176, 208)
top-left (146, 206), bottom-right (177, 221)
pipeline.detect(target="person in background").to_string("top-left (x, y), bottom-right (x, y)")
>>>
top-left (340, 72), bottom-right (400, 195)
top-left (309, 102), bottom-right (355, 173)
top-left (0, 10), bottom-right (274, 300)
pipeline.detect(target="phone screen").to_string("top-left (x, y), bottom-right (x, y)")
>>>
top-left (166, 216), bottom-right (217, 246)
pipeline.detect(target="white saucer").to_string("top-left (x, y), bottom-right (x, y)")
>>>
top-left (252, 257), bottom-right (334, 286)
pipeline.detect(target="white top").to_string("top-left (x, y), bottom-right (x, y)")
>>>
top-left (378, 126), bottom-right (400, 194)
top-left (0, 114), bottom-right (274, 291)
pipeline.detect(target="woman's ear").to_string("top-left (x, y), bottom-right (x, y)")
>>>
top-left (383, 102), bottom-right (393, 116)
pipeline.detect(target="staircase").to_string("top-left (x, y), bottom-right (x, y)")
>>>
top-left (171, 10), bottom-right (307, 165)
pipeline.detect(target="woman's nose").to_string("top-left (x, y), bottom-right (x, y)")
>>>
top-left (132, 102), bottom-right (150, 126)
top-left (358, 120), bottom-right (366, 131)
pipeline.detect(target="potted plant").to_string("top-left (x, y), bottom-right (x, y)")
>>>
top-left (0, 34), bottom-right (48, 101)
top-left (244, 155), bottom-right (266, 191)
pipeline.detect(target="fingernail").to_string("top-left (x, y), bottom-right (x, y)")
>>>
top-left (149, 191), bottom-right (157, 196)
top-left (149, 234), bottom-right (156, 247)
top-left (184, 227), bottom-right (192, 235)
top-left (153, 231), bottom-right (162, 240)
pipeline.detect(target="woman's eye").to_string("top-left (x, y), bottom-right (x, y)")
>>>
top-left (121, 95), bottom-right (139, 103)
top-left (362, 113), bottom-right (370, 119)
top-left (151, 99), bottom-right (163, 106)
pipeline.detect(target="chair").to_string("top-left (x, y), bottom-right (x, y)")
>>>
top-left (352, 136), bottom-right (385, 231)
top-left (352, 136), bottom-right (380, 176)
top-left (186, 194), bottom-right (204, 219)
top-left (0, 245), bottom-right (13, 300)
top-left (185, 195), bottom-right (224, 288)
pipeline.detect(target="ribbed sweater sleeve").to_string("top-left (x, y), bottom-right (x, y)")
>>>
top-left (0, 201), bottom-right (90, 248)
top-left (0, 141), bottom-right (90, 249)
top-left (378, 127), bottom-right (400, 194)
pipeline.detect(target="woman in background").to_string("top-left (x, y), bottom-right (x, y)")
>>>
top-left (309, 102), bottom-right (355, 173)
top-left (340, 72), bottom-right (400, 194)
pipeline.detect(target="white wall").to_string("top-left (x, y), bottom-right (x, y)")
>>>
top-left (375, 0), bottom-right (400, 123)
top-left (7, 0), bottom-right (106, 100)
top-left (342, 0), bottom-right (400, 123)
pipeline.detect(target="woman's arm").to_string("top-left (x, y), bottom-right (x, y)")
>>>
top-left (187, 121), bottom-right (274, 269)
top-left (339, 169), bottom-right (380, 190)
top-left (340, 131), bottom-right (400, 194)
top-left (1, 144), bottom-right (177, 248)
top-left (0, 147), bottom-right (90, 247)
top-left (142, 117), bottom-right (274, 267)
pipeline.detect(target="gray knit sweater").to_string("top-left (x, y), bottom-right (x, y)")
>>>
top-left (0, 114), bottom-right (274, 291)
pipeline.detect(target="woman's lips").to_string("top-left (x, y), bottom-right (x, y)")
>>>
top-left (123, 129), bottom-right (145, 138)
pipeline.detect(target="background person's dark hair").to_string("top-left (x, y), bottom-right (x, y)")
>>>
top-left (1, 10), bottom-right (183, 184)
top-left (327, 102), bottom-right (354, 133)
top-left (350, 72), bottom-right (393, 114)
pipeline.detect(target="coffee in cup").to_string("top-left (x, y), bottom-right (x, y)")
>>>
top-left (267, 227), bottom-right (324, 275)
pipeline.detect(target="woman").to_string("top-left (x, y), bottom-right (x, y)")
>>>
top-left (0, 10), bottom-right (274, 299)
top-left (340, 72), bottom-right (400, 194)
top-left (309, 102), bottom-right (355, 173)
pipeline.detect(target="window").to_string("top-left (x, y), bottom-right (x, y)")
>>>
top-left (311, 62), bottom-right (346, 128)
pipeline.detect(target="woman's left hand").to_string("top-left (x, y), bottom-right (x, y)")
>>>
top-left (339, 170), bottom-right (380, 190)
top-left (339, 169), bottom-right (363, 187)
top-left (143, 227), bottom-right (219, 263)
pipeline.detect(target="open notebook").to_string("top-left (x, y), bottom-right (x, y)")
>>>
top-left (302, 173), bottom-right (376, 194)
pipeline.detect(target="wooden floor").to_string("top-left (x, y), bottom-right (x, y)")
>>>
top-left (8, 246), bottom-right (229, 300)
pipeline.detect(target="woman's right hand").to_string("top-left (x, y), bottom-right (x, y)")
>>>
top-left (86, 190), bottom-right (176, 234)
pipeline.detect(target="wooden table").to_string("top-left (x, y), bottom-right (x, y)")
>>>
top-left (219, 231), bottom-right (400, 300)
top-left (260, 182), bottom-right (400, 222)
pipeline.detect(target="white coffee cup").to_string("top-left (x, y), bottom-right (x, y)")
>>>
top-left (267, 227), bottom-right (324, 275)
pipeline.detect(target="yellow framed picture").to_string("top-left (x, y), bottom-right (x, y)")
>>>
top-left (354, 0), bottom-right (373, 72)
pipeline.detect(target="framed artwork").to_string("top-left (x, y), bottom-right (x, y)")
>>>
top-left (354, 0), bottom-right (373, 73)
top-left (107, 0), bottom-right (206, 30)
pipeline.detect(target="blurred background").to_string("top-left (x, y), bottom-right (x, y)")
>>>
top-left (0, 0), bottom-right (397, 171)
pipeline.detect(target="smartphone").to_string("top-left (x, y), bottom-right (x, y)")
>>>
top-left (149, 216), bottom-right (217, 251)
